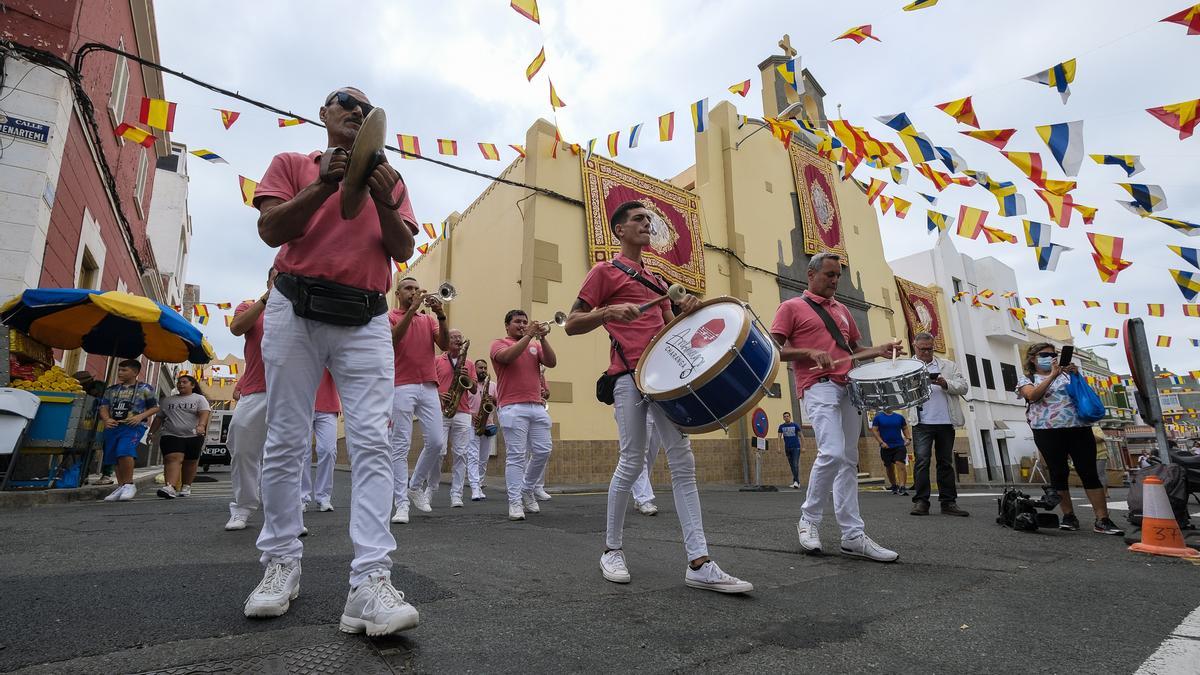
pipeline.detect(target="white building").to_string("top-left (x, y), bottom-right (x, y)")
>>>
top-left (891, 236), bottom-right (1053, 482)
top-left (146, 142), bottom-right (192, 311)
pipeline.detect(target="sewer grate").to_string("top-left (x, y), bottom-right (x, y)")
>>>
top-left (140, 638), bottom-right (391, 675)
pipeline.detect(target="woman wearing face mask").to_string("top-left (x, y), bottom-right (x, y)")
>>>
top-left (1016, 343), bottom-right (1123, 535)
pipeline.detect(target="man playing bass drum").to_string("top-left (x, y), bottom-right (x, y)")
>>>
top-left (564, 200), bottom-right (753, 594)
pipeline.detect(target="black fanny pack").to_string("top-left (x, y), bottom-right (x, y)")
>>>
top-left (274, 273), bottom-right (388, 327)
top-left (596, 369), bottom-right (633, 405)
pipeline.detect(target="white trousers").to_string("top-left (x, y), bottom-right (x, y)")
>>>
top-left (256, 291), bottom-right (396, 588)
top-left (800, 381), bottom-right (866, 539)
top-left (498, 403), bottom-right (552, 504)
top-left (227, 391), bottom-right (267, 518)
top-left (446, 412), bottom-right (478, 498)
top-left (630, 418), bottom-right (663, 505)
top-left (472, 433), bottom-right (495, 483)
top-left (301, 411), bottom-right (338, 504)
top-left (390, 383), bottom-right (445, 507)
top-left (608, 376), bottom-right (708, 561)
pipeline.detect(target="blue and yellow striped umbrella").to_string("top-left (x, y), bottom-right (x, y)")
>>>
top-left (0, 288), bottom-right (215, 364)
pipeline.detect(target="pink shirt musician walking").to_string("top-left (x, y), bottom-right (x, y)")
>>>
top-left (770, 252), bottom-right (902, 563)
top-left (564, 200), bottom-right (753, 594)
top-left (246, 86), bottom-right (420, 635)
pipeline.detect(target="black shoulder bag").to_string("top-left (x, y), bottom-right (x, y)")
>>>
top-left (594, 260), bottom-right (671, 405)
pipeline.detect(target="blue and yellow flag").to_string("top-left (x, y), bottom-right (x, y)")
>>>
top-left (775, 58), bottom-right (801, 93)
top-left (1089, 154), bottom-right (1143, 177)
top-left (1169, 245), bottom-right (1200, 270)
top-left (1025, 59), bottom-right (1076, 103)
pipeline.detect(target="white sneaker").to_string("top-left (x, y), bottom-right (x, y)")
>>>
top-left (179, 485), bottom-right (191, 497)
top-left (635, 500), bottom-right (659, 516)
top-left (103, 484), bottom-right (125, 502)
top-left (117, 484), bottom-right (136, 501)
top-left (299, 525), bottom-right (309, 537)
top-left (685, 560), bottom-right (754, 594)
top-left (244, 559), bottom-right (301, 617)
top-left (470, 486), bottom-right (485, 501)
top-left (157, 484), bottom-right (177, 499)
top-left (791, 481), bottom-right (800, 489)
top-left (225, 513), bottom-right (249, 531)
top-left (521, 492), bottom-right (540, 514)
top-left (797, 518), bottom-right (822, 553)
top-left (508, 503), bottom-right (525, 521)
top-left (302, 501), bottom-right (309, 513)
top-left (450, 495), bottom-right (464, 508)
top-left (408, 487), bottom-right (432, 513)
top-left (840, 534), bottom-right (899, 563)
top-left (534, 488), bottom-right (552, 501)
top-left (391, 504), bottom-right (409, 524)
top-left (600, 550), bottom-right (631, 584)
top-left (318, 500), bottom-right (333, 512)
top-left (339, 574), bottom-right (419, 636)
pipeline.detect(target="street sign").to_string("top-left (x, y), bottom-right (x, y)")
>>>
top-left (0, 114), bottom-right (50, 145)
top-left (751, 407), bottom-right (768, 438)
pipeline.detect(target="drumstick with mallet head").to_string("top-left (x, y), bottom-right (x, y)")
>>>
top-left (637, 284), bottom-right (688, 314)
top-left (807, 344), bottom-right (903, 370)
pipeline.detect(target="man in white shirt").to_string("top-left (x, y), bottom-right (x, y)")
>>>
top-left (909, 332), bottom-right (970, 517)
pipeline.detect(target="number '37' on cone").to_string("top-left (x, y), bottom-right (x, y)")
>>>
top-left (1129, 475), bottom-right (1199, 558)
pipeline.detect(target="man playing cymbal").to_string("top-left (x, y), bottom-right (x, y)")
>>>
top-left (565, 201), bottom-right (753, 594)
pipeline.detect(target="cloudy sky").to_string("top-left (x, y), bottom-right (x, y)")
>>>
top-left (152, 0), bottom-right (1199, 373)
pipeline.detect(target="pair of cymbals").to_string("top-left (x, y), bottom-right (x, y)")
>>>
top-left (339, 107), bottom-right (388, 220)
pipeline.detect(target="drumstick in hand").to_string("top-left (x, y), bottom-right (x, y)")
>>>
top-left (807, 351), bottom-right (875, 370)
top-left (637, 284), bottom-right (688, 314)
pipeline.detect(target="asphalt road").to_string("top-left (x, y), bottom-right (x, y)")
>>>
top-left (1, 469), bottom-right (1198, 674)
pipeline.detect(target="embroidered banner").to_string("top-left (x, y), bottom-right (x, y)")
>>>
top-left (895, 276), bottom-right (947, 353)
top-left (789, 145), bottom-right (848, 264)
top-left (581, 155), bottom-right (705, 293)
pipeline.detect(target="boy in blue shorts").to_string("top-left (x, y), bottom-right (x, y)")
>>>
top-left (99, 359), bottom-right (159, 502)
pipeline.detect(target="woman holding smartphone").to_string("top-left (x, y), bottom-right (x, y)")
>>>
top-left (1016, 343), bottom-right (1123, 535)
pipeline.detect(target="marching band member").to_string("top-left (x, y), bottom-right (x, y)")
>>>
top-left (564, 201), bottom-right (753, 594)
top-left (435, 329), bottom-right (480, 507)
top-left (469, 358), bottom-right (498, 491)
top-left (770, 252), bottom-right (902, 563)
top-left (490, 310), bottom-right (557, 521)
top-left (225, 268), bottom-right (275, 531)
top-left (301, 371), bottom-right (341, 513)
top-left (388, 277), bottom-right (450, 522)
top-left (246, 87), bottom-right (419, 634)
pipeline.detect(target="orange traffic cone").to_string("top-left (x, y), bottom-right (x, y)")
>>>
top-left (1129, 475), bottom-right (1199, 558)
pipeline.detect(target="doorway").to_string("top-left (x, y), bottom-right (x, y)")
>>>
top-left (997, 438), bottom-right (1012, 482)
top-left (979, 430), bottom-right (995, 481)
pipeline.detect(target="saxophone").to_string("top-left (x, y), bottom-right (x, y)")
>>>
top-left (473, 374), bottom-right (496, 435)
top-left (442, 339), bottom-right (472, 418)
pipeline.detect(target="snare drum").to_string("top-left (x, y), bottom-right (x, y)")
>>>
top-left (847, 359), bottom-right (931, 413)
top-left (636, 297), bottom-right (780, 434)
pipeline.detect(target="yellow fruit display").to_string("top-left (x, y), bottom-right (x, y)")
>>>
top-left (10, 365), bottom-right (84, 394)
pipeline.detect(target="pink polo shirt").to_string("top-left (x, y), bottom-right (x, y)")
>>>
top-left (315, 370), bottom-right (341, 414)
top-left (234, 301), bottom-right (266, 396)
top-left (388, 310), bottom-right (440, 386)
top-left (490, 337), bottom-right (546, 406)
top-left (576, 254), bottom-right (671, 375)
top-left (435, 353), bottom-right (478, 415)
top-left (771, 290), bottom-right (861, 396)
top-left (254, 151), bottom-right (418, 294)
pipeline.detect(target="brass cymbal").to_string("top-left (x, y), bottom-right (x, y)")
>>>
top-left (340, 107), bottom-right (387, 220)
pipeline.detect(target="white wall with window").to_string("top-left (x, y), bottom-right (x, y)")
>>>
top-left (145, 142), bottom-right (191, 310)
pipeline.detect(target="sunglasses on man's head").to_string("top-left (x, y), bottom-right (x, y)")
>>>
top-left (326, 91), bottom-right (373, 116)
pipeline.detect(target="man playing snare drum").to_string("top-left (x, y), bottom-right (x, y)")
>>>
top-left (564, 200), bottom-right (753, 594)
top-left (771, 252), bottom-right (903, 563)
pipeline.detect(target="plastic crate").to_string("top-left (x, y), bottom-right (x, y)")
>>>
top-left (24, 392), bottom-right (98, 448)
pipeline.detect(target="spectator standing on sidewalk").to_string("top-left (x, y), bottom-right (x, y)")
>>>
top-left (908, 333), bottom-right (969, 517)
top-left (777, 412), bottom-right (803, 489)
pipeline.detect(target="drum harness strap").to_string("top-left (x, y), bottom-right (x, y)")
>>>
top-left (803, 296), bottom-right (854, 386)
top-left (607, 259), bottom-right (673, 402)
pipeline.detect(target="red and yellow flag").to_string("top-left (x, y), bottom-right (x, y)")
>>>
top-left (728, 79), bottom-right (752, 97)
top-left (1051, 299), bottom-right (1066, 306)
top-left (224, 315), bottom-right (234, 327)
top-left (981, 225), bottom-right (1017, 244)
top-left (865, 178), bottom-right (887, 205)
top-left (1026, 297), bottom-right (1042, 305)
top-left (1149, 303), bottom-right (1166, 317)
top-left (114, 123), bottom-right (156, 148)
top-left (437, 139), bottom-right (458, 156)
top-left (215, 302), bottom-right (232, 310)
top-left (956, 205), bottom-right (988, 239)
top-left (138, 97), bottom-right (177, 131)
top-left (935, 96), bottom-right (980, 128)
top-left (1157, 336), bottom-right (1173, 348)
top-left (1036, 190), bottom-right (1074, 228)
top-left (1114, 302), bottom-right (1130, 315)
top-left (1009, 307), bottom-right (1027, 322)
top-left (216, 109), bottom-right (240, 129)
top-left (194, 304), bottom-right (210, 324)
top-left (658, 112), bottom-right (675, 141)
top-left (417, 243), bottom-right (430, 255)
top-left (229, 363), bottom-right (239, 375)
top-left (1162, 4), bottom-right (1200, 35)
top-left (277, 118), bottom-right (305, 127)
top-left (1073, 203), bottom-right (1098, 225)
top-left (1104, 327), bottom-right (1120, 339)
top-left (1083, 300), bottom-right (1100, 308)
top-left (238, 175), bottom-right (258, 207)
top-left (510, 0), bottom-right (540, 23)
top-left (834, 24), bottom-right (880, 44)
top-left (509, 144), bottom-right (526, 158)
top-left (422, 223), bottom-right (437, 238)
top-left (893, 197), bottom-right (912, 220)
top-left (959, 128), bottom-right (1015, 149)
top-left (1042, 179), bottom-right (1077, 196)
top-left (526, 47), bottom-right (546, 81)
top-left (606, 131), bottom-right (620, 157)
top-left (1184, 304), bottom-right (1200, 317)
top-left (549, 80), bottom-right (566, 109)
top-left (395, 261), bottom-right (409, 275)
top-left (917, 163), bottom-right (975, 191)
top-left (1147, 98), bottom-right (1200, 139)
top-left (1001, 151), bottom-right (1048, 187)
top-left (479, 143), bottom-right (501, 160)
top-left (397, 134), bottom-right (421, 159)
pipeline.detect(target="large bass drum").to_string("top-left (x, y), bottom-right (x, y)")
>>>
top-left (636, 297), bottom-right (780, 434)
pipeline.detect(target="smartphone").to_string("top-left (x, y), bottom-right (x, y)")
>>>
top-left (928, 373), bottom-right (939, 381)
top-left (1059, 345), bottom-right (1074, 367)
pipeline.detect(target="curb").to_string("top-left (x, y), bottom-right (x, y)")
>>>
top-left (0, 466), bottom-right (163, 508)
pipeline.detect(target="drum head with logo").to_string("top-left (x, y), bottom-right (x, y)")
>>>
top-left (849, 358), bottom-right (925, 382)
top-left (637, 299), bottom-right (749, 395)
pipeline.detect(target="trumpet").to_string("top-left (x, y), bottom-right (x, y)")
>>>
top-left (421, 282), bottom-right (457, 305)
top-left (535, 311), bottom-right (568, 333)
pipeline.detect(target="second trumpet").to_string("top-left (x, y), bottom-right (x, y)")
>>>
top-left (535, 311), bottom-right (568, 333)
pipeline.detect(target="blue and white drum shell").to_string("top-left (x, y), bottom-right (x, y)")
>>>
top-left (636, 297), bottom-right (780, 434)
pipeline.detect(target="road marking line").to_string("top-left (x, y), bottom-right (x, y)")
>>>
top-left (1136, 603), bottom-right (1200, 675)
